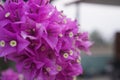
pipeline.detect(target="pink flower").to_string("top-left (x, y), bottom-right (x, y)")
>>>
top-left (75, 32), bottom-right (93, 55)
top-left (0, 28), bottom-right (29, 57)
top-left (1, 69), bottom-right (24, 80)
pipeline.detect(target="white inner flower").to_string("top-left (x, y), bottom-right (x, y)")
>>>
top-left (69, 50), bottom-right (73, 56)
top-left (63, 53), bottom-right (69, 58)
top-left (59, 33), bottom-right (63, 37)
top-left (77, 59), bottom-right (81, 63)
top-left (10, 40), bottom-right (17, 47)
top-left (69, 32), bottom-right (74, 37)
top-left (57, 65), bottom-right (62, 71)
top-left (0, 40), bottom-right (5, 47)
top-left (5, 12), bottom-right (10, 18)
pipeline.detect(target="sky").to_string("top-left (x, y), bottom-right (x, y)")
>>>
top-left (52, 0), bottom-right (120, 41)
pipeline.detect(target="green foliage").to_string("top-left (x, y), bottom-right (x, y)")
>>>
top-left (0, 58), bottom-right (15, 72)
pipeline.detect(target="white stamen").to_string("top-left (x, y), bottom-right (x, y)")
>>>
top-left (0, 40), bottom-right (5, 47)
top-left (5, 12), bottom-right (10, 18)
top-left (59, 33), bottom-right (63, 37)
top-left (77, 59), bottom-right (81, 63)
top-left (69, 32), bottom-right (74, 38)
top-left (10, 40), bottom-right (17, 47)
top-left (69, 50), bottom-right (73, 56)
top-left (57, 65), bottom-right (62, 71)
top-left (63, 53), bottom-right (69, 58)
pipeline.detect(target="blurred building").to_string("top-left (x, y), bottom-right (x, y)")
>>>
top-left (65, 0), bottom-right (120, 79)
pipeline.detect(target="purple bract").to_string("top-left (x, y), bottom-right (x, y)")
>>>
top-left (1, 69), bottom-right (24, 80)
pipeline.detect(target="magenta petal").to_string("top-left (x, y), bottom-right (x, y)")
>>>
top-left (1, 69), bottom-right (20, 80)
top-left (44, 36), bottom-right (58, 49)
top-left (17, 36), bottom-right (29, 52)
top-left (34, 60), bottom-right (44, 69)
top-left (0, 46), bottom-right (16, 57)
top-left (0, 20), bottom-right (11, 28)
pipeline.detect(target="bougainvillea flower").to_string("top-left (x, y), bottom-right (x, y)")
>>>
top-left (26, 3), bottom-right (55, 22)
top-left (7, 51), bottom-right (43, 80)
top-left (75, 32), bottom-right (93, 55)
top-left (0, 28), bottom-right (29, 57)
top-left (43, 22), bottom-right (63, 49)
top-left (1, 69), bottom-right (24, 80)
top-left (20, 17), bottom-right (48, 38)
top-left (55, 59), bottom-right (82, 80)
top-left (0, 0), bottom-right (92, 80)
top-left (7, 50), bottom-right (57, 80)
top-left (0, 0), bottom-right (25, 27)
top-left (28, 0), bottom-right (50, 6)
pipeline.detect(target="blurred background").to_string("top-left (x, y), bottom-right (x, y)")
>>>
top-left (1, 0), bottom-right (120, 80)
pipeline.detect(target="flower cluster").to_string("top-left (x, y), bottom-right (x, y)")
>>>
top-left (0, 69), bottom-right (24, 80)
top-left (0, 0), bottom-right (92, 80)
